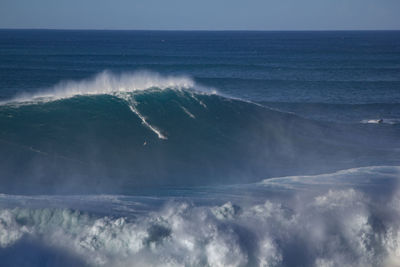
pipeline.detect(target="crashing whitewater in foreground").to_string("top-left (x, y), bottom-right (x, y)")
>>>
top-left (0, 166), bottom-right (400, 267)
top-left (0, 72), bottom-right (399, 266)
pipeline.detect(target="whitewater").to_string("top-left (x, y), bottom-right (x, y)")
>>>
top-left (0, 30), bottom-right (399, 267)
top-left (1, 166), bottom-right (400, 267)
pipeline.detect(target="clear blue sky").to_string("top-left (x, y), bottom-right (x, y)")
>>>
top-left (1, 0), bottom-right (399, 30)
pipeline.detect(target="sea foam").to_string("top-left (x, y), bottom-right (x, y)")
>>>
top-left (0, 166), bottom-right (399, 267)
top-left (1, 71), bottom-right (217, 105)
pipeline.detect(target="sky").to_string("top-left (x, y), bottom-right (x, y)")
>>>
top-left (0, 0), bottom-right (399, 30)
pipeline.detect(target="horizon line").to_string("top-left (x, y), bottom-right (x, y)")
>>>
top-left (1, 28), bottom-right (400, 32)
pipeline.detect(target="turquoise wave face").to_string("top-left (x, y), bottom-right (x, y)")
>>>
top-left (0, 82), bottom-right (399, 194)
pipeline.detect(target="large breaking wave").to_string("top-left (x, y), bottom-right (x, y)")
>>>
top-left (0, 71), bottom-right (399, 194)
top-left (0, 72), bottom-right (399, 266)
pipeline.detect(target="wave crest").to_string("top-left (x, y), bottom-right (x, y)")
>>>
top-left (3, 71), bottom-right (214, 105)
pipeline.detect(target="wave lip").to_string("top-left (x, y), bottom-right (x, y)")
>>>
top-left (0, 71), bottom-right (217, 140)
top-left (1, 71), bottom-right (215, 105)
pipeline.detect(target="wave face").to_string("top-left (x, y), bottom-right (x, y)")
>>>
top-left (0, 72), bottom-right (399, 194)
top-left (0, 166), bottom-right (399, 267)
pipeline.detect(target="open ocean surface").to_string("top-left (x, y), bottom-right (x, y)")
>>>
top-left (0, 30), bottom-right (400, 266)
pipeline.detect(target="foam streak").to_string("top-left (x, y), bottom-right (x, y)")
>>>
top-left (128, 105), bottom-right (167, 140)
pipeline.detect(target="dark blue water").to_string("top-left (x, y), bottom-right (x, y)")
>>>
top-left (0, 30), bottom-right (399, 266)
top-left (1, 30), bottom-right (399, 101)
top-left (1, 30), bottom-right (400, 121)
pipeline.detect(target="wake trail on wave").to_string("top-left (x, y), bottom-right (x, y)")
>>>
top-left (124, 97), bottom-right (168, 140)
top-left (0, 71), bottom-right (399, 190)
top-left (0, 71), bottom-right (219, 139)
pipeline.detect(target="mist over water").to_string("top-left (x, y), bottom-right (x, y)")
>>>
top-left (0, 166), bottom-right (399, 267)
top-left (1, 71), bottom-right (398, 194)
top-left (0, 30), bottom-right (399, 266)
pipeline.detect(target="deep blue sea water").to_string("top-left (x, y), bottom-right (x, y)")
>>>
top-left (0, 30), bottom-right (400, 266)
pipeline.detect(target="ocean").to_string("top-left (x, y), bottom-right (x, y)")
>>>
top-left (0, 30), bottom-right (399, 266)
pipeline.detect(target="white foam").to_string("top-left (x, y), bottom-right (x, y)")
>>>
top-left (1, 179), bottom-right (400, 267)
top-left (1, 71), bottom-right (201, 105)
top-left (361, 118), bottom-right (400, 125)
top-left (1, 169), bottom-right (400, 266)
top-left (259, 165), bottom-right (400, 188)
